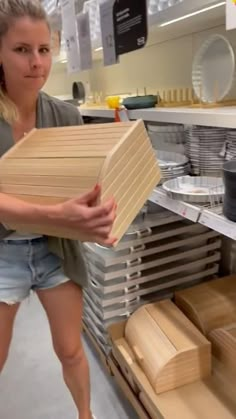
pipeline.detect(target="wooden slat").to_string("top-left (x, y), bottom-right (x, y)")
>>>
top-left (6, 194), bottom-right (66, 205)
top-left (32, 121), bottom-right (133, 134)
top-left (13, 144), bottom-right (114, 152)
top-left (7, 149), bottom-right (108, 158)
top-left (0, 184), bottom-right (89, 198)
top-left (112, 164), bottom-right (161, 240)
top-left (102, 145), bottom-right (152, 198)
top-left (102, 132), bottom-right (149, 190)
top-left (23, 138), bottom-right (120, 146)
top-left (28, 133), bottom-right (125, 141)
top-left (0, 175), bottom-right (96, 188)
top-left (0, 158), bottom-right (104, 177)
top-left (100, 121), bottom-right (147, 176)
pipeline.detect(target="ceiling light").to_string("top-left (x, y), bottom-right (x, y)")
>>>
top-left (159, 1), bottom-right (226, 27)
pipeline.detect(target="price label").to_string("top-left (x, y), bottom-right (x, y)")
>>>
top-left (99, 0), bottom-right (119, 66)
top-left (77, 12), bottom-right (92, 71)
top-left (113, 0), bottom-right (148, 56)
top-left (226, 0), bottom-right (236, 30)
top-left (61, 0), bottom-right (81, 73)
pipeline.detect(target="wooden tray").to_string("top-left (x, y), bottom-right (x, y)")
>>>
top-left (0, 120), bottom-right (161, 244)
top-left (174, 275), bottom-right (236, 336)
top-left (109, 300), bottom-right (211, 395)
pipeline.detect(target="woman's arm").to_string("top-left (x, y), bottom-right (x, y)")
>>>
top-left (0, 186), bottom-right (116, 245)
top-left (0, 193), bottom-right (44, 225)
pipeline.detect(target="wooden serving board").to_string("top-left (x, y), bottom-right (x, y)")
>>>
top-left (174, 275), bottom-right (236, 336)
top-left (0, 120), bottom-right (161, 244)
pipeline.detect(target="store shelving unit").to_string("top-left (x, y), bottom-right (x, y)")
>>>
top-left (148, 0), bottom-right (226, 27)
top-left (79, 106), bottom-right (236, 129)
top-left (149, 187), bottom-right (236, 241)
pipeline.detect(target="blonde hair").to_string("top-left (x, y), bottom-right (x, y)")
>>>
top-left (0, 0), bottom-right (50, 123)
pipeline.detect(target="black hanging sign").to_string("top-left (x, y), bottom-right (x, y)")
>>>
top-left (113, 0), bottom-right (148, 56)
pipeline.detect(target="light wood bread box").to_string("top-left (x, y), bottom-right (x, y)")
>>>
top-left (0, 120), bottom-right (161, 243)
top-left (174, 275), bottom-right (236, 336)
top-left (209, 323), bottom-right (236, 373)
top-left (108, 299), bottom-right (211, 395)
top-left (109, 319), bottom-right (236, 419)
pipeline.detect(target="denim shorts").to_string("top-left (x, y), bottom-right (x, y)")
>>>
top-left (0, 236), bottom-right (69, 304)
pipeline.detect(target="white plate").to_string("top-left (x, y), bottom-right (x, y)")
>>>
top-left (192, 34), bottom-right (235, 103)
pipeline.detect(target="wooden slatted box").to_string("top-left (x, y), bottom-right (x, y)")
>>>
top-left (0, 120), bottom-right (161, 243)
top-left (108, 300), bottom-right (211, 395)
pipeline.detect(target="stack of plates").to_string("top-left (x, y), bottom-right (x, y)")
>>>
top-left (185, 126), bottom-right (226, 176)
top-left (225, 130), bottom-right (236, 160)
top-left (83, 209), bottom-right (221, 354)
top-left (148, 123), bottom-right (185, 154)
top-left (156, 150), bottom-right (190, 183)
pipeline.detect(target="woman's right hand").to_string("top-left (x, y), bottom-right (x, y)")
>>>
top-left (49, 185), bottom-right (117, 245)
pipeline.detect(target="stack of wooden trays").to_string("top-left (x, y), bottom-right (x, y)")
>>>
top-left (83, 208), bottom-right (221, 354)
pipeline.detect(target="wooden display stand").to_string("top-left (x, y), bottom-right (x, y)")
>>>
top-left (157, 87), bottom-right (236, 108)
top-left (0, 120), bottom-right (161, 244)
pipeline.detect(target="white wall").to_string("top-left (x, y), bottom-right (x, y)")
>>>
top-left (43, 23), bottom-right (236, 98)
top-left (43, 65), bottom-right (90, 97)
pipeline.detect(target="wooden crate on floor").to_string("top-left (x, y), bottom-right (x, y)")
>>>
top-left (0, 120), bottom-right (161, 244)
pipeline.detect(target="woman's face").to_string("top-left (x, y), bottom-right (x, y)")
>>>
top-left (0, 16), bottom-right (52, 94)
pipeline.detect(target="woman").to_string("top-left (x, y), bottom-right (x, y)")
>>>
top-left (0, 1), bottom-right (116, 419)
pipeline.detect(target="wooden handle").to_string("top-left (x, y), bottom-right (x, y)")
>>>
top-left (133, 345), bottom-right (144, 362)
top-left (118, 345), bottom-right (133, 366)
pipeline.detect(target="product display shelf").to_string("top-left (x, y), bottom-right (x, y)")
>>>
top-left (79, 106), bottom-right (236, 129)
top-left (148, 0), bottom-right (224, 27)
top-left (149, 187), bottom-right (236, 241)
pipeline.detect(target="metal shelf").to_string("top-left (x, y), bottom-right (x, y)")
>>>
top-left (149, 188), bottom-right (236, 241)
top-left (149, 188), bottom-right (201, 223)
top-left (199, 208), bottom-right (236, 240)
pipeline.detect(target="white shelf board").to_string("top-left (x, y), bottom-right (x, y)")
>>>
top-left (129, 107), bottom-right (236, 128)
top-left (149, 187), bottom-right (201, 222)
top-left (148, 0), bottom-right (225, 27)
top-left (199, 209), bottom-right (236, 240)
top-left (80, 106), bottom-right (236, 128)
top-left (79, 107), bottom-right (115, 118)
